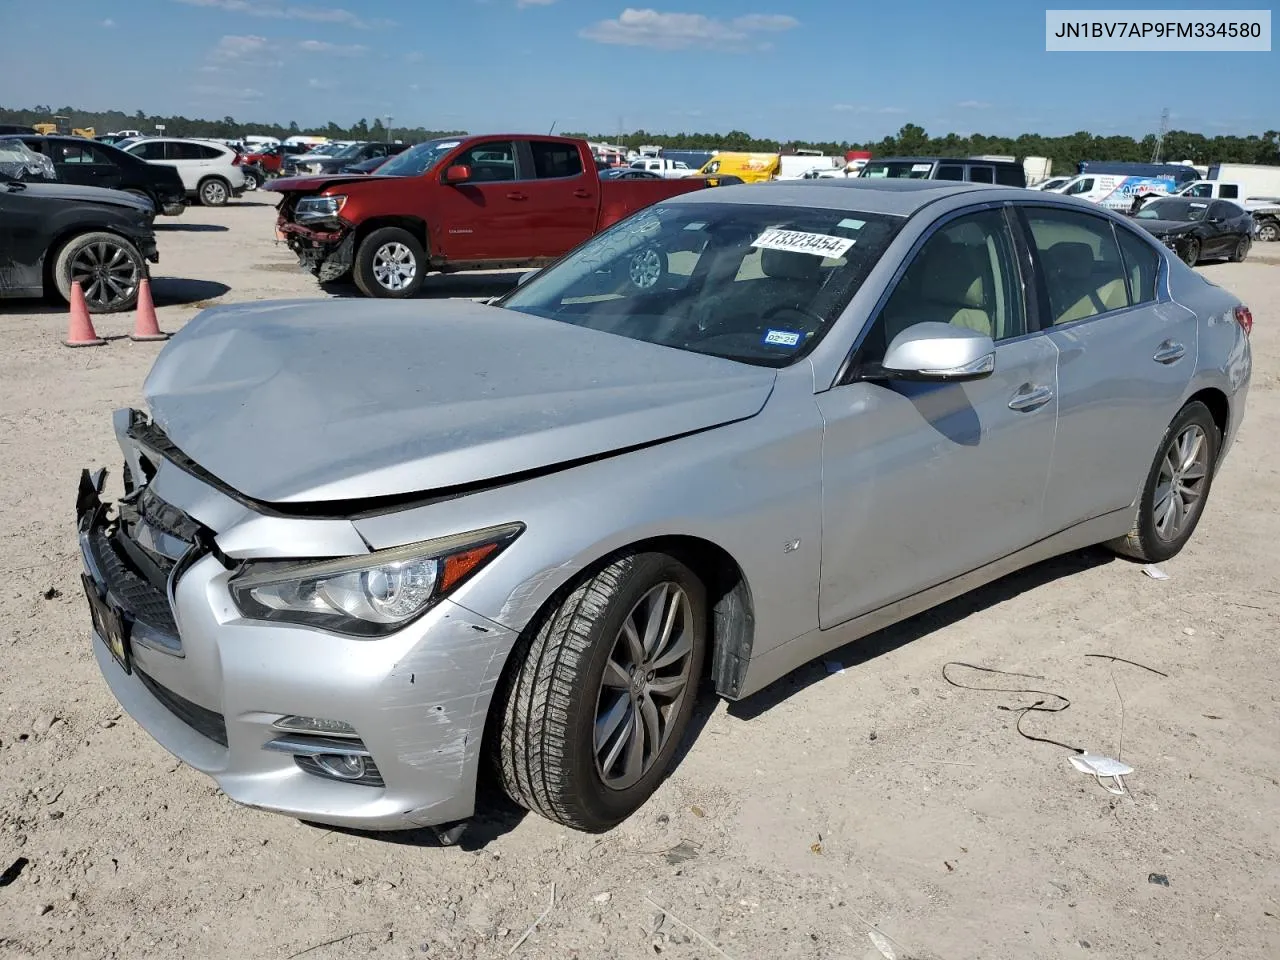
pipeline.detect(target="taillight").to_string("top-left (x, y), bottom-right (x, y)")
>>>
top-left (1234, 305), bottom-right (1253, 337)
top-left (232, 153), bottom-right (243, 165)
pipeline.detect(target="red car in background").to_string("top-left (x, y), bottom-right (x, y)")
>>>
top-left (266, 134), bottom-right (734, 298)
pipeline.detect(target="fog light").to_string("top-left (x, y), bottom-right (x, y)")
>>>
top-left (315, 753), bottom-right (367, 780)
top-left (274, 715), bottom-right (358, 738)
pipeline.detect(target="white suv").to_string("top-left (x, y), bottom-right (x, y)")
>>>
top-left (120, 137), bottom-right (247, 206)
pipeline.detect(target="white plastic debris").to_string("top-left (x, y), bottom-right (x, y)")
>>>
top-left (868, 930), bottom-right (898, 960)
top-left (1069, 752), bottom-right (1135, 795)
top-left (1142, 564), bottom-right (1170, 580)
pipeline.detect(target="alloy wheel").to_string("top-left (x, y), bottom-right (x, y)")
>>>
top-left (371, 242), bottom-right (417, 291)
top-left (593, 582), bottom-right (695, 791)
top-left (1152, 424), bottom-right (1210, 541)
top-left (69, 240), bottom-right (141, 311)
top-left (628, 247), bottom-right (663, 289)
top-left (201, 180), bottom-right (228, 205)
top-left (1181, 240), bottom-right (1199, 267)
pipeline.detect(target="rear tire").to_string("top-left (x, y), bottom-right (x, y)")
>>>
top-left (494, 552), bottom-right (707, 832)
top-left (352, 227), bottom-right (426, 298)
top-left (1229, 236), bottom-right (1250, 262)
top-left (1107, 401), bottom-right (1219, 563)
top-left (198, 177), bottom-right (229, 206)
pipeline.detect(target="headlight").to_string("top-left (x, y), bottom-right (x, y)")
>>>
top-left (228, 522), bottom-right (523, 637)
top-left (294, 194), bottom-right (347, 222)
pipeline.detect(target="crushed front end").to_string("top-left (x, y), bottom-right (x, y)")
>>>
top-left (273, 191), bottom-right (355, 282)
top-left (75, 409), bottom-right (518, 832)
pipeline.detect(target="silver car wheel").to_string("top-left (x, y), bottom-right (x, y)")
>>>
top-left (70, 239), bottom-right (141, 311)
top-left (201, 180), bottom-right (228, 205)
top-left (628, 247), bottom-right (663, 289)
top-left (593, 581), bottom-right (694, 791)
top-left (372, 242), bottom-right (417, 291)
top-left (1153, 424), bottom-right (1209, 541)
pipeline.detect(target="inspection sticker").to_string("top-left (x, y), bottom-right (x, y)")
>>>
top-left (762, 328), bottom-right (802, 347)
top-left (751, 228), bottom-right (855, 259)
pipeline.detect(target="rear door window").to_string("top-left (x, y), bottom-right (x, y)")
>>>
top-left (935, 164), bottom-right (964, 181)
top-left (967, 165), bottom-right (995, 184)
top-left (529, 140), bottom-right (584, 179)
top-left (995, 165), bottom-right (1026, 187)
top-left (1024, 207), bottom-right (1132, 324)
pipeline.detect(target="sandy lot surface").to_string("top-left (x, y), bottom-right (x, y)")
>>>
top-left (1, 200), bottom-right (1277, 960)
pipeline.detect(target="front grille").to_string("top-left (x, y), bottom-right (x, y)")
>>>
top-left (136, 669), bottom-right (228, 747)
top-left (87, 527), bottom-right (179, 635)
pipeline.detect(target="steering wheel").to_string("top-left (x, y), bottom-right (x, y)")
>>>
top-left (761, 304), bottom-right (826, 330)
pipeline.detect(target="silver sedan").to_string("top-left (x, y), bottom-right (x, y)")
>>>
top-left (76, 179), bottom-right (1252, 840)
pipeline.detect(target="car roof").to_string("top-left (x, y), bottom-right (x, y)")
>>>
top-left (870, 156), bottom-right (1023, 166)
top-left (675, 178), bottom-right (1002, 216)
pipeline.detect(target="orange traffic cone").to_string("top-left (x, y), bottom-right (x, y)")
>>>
top-left (63, 281), bottom-right (106, 348)
top-left (129, 277), bottom-right (168, 342)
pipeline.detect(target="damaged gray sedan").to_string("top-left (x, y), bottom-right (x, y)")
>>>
top-left (77, 180), bottom-right (1251, 839)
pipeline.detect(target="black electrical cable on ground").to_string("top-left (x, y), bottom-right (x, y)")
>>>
top-left (941, 661), bottom-right (1085, 755)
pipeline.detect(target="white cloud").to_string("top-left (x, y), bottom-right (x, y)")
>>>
top-left (580, 8), bottom-right (800, 51)
top-left (210, 33), bottom-right (271, 59)
top-left (833, 104), bottom-right (906, 114)
top-left (405, 50), bottom-right (425, 62)
top-left (174, 0), bottom-right (392, 30)
top-left (307, 77), bottom-right (338, 89)
top-left (957, 100), bottom-right (991, 109)
top-left (298, 39), bottom-right (369, 56)
top-left (101, 18), bottom-right (116, 27)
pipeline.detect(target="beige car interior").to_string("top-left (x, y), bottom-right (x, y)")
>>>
top-left (1037, 240), bottom-right (1129, 325)
top-left (880, 218), bottom-right (1015, 346)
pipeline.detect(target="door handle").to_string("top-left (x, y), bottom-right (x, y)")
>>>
top-left (1153, 340), bottom-right (1186, 364)
top-left (506, 191), bottom-right (528, 201)
top-left (573, 189), bottom-right (592, 199)
top-left (1008, 384), bottom-right (1054, 412)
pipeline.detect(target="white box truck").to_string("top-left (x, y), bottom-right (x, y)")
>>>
top-left (1206, 163), bottom-right (1280, 202)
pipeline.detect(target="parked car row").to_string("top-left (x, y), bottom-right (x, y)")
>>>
top-left (0, 139), bottom-right (158, 313)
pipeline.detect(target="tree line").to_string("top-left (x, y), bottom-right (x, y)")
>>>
top-left (3, 106), bottom-right (1277, 172)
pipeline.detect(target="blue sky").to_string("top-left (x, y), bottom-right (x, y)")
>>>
top-left (1, 0), bottom-right (1275, 140)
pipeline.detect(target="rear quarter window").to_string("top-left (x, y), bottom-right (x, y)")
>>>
top-left (996, 165), bottom-right (1026, 187)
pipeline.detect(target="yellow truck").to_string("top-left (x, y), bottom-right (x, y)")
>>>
top-left (693, 152), bottom-right (780, 183)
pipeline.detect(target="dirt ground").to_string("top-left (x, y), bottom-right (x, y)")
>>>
top-left (1, 199), bottom-right (1277, 960)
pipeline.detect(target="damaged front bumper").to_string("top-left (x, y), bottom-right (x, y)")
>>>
top-left (277, 220), bottom-right (355, 282)
top-left (75, 414), bottom-right (518, 831)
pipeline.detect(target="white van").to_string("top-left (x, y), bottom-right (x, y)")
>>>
top-left (1055, 172), bottom-right (1182, 210)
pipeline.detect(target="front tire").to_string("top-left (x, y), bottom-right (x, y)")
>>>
top-left (1180, 238), bottom-right (1200, 267)
top-left (198, 177), bottom-right (230, 206)
top-left (53, 231), bottom-right (144, 314)
top-left (1256, 220), bottom-right (1279, 243)
top-left (1108, 401), bottom-right (1219, 563)
top-left (352, 227), bottom-right (426, 298)
top-left (494, 552), bottom-right (707, 832)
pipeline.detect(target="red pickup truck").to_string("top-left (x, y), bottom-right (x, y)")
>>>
top-left (265, 134), bottom-right (732, 297)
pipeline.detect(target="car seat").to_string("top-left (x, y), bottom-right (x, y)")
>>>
top-left (1040, 241), bottom-right (1127, 324)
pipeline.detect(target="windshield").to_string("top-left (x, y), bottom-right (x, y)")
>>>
top-left (377, 138), bottom-right (462, 177)
top-left (500, 202), bottom-right (903, 368)
top-left (331, 142), bottom-right (366, 159)
top-left (860, 161), bottom-right (935, 179)
top-left (1136, 199), bottom-right (1208, 222)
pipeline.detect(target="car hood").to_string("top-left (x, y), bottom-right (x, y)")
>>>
top-left (1133, 218), bottom-right (1197, 236)
top-left (265, 173), bottom-right (396, 194)
top-left (141, 299), bottom-right (776, 505)
top-left (4, 180), bottom-right (153, 212)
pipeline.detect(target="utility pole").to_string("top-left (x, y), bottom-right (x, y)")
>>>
top-left (1150, 107), bottom-right (1169, 163)
top-left (385, 115), bottom-right (392, 142)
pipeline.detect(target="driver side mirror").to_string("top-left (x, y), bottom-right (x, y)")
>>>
top-left (443, 164), bottom-right (472, 184)
top-left (866, 322), bottom-right (996, 382)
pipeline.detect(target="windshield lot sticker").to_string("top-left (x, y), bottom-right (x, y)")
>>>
top-left (752, 229), bottom-right (856, 259)
top-left (763, 329), bottom-right (802, 347)
top-left (912, 163), bottom-right (932, 172)
top-left (837, 218), bottom-right (866, 230)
